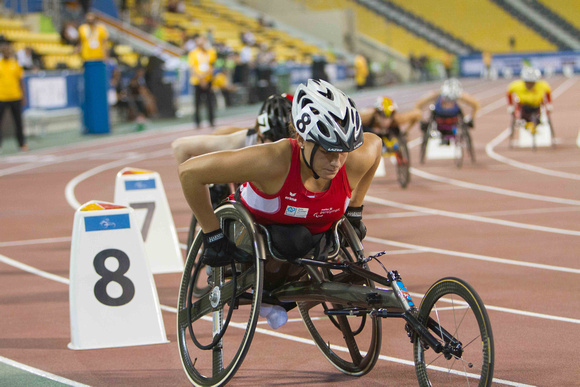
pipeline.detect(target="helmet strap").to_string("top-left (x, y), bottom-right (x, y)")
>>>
top-left (301, 143), bottom-right (320, 180)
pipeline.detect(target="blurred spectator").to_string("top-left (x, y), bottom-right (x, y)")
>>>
top-left (354, 53), bottom-right (368, 90)
top-left (212, 68), bottom-right (235, 107)
top-left (166, 0), bottom-right (185, 13)
top-left (418, 54), bottom-right (429, 81)
top-left (188, 35), bottom-right (217, 128)
top-left (61, 21), bottom-right (79, 46)
top-left (206, 28), bottom-right (215, 45)
top-left (78, 0), bottom-right (91, 15)
top-left (127, 67), bottom-right (157, 131)
top-left (77, 12), bottom-right (109, 62)
top-left (241, 30), bottom-right (255, 46)
top-left (0, 44), bottom-right (27, 152)
top-left (509, 36), bottom-right (516, 51)
top-left (16, 47), bottom-right (42, 70)
top-left (443, 52), bottom-right (454, 79)
top-left (258, 14), bottom-right (274, 28)
top-left (235, 43), bottom-right (253, 86)
top-left (183, 32), bottom-right (198, 52)
top-left (482, 51), bottom-right (493, 79)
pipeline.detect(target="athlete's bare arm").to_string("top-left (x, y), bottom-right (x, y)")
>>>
top-left (394, 108), bottom-right (422, 134)
top-left (359, 108), bottom-right (375, 128)
top-left (212, 126), bottom-right (250, 135)
top-left (458, 93), bottom-right (480, 117)
top-left (178, 140), bottom-right (292, 232)
top-left (415, 91), bottom-right (439, 111)
top-left (171, 130), bottom-right (249, 164)
top-left (345, 132), bottom-right (382, 207)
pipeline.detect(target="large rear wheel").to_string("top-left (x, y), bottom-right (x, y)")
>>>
top-left (414, 277), bottom-right (494, 387)
top-left (177, 203), bottom-right (265, 386)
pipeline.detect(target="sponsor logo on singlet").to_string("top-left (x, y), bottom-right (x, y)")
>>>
top-left (284, 205), bottom-right (309, 218)
top-left (285, 192), bottom-right (298, 202)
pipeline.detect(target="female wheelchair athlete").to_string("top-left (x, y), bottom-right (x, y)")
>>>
top-left (420, 107), bottom-right (475, 169)
top-left (177, 201), bottom-right (495, 386)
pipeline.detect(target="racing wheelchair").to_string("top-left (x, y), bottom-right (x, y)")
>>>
top-left (420, 108), bottom-right (475, 168)
top-left (509, 104), bottom-right (554, 151)
top-left (381, 132), bottom-right (411, 189)
top-left (177, 201), bottom-right (494, 386)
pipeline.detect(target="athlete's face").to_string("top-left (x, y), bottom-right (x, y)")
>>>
top-left (525, 81), bottom-right (536, 90)
top-left (376, 111), bottom-right (394, 128)
top-left (300, 140), bottom-right (348, 180)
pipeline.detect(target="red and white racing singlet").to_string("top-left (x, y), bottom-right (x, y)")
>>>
top-left (238, 139), bottom-right (352, 234)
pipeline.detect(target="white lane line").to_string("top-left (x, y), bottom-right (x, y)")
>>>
top-left (168, 307), bottom-right (532, 387)
top-left (0, 356), bottom-right (90, 387)
top-left (0, 253), bottom-right (69, 285)
top-left (0, 115), bottom-right (256, 178)
top-left (484, 77), bottom-right (580, 179)
top-left (408, 168), bottom-right (580, 206)
top-left (0, 236), bottom-right (71, 247)
top-left (365, 236), bottom-right (580, 274)
top-left (0, 252), bottom-right (570, 386)
top-left (486, 128), bottom-right (580, 180)
top-left (365, 195), bottom-right (580, 236)
top-left (64, 148), bottom-right (172, 209)
top-left (365, 205), bottom-right (580, 220)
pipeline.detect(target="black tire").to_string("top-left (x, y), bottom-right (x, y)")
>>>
top-left (420, 124), bottom-right (431, 164)
top-left (186, 214), bottom-right (211, 298)
top-left (464, 127), bottom-right (476, 164)
top-left (298, 220), bottom-right (382, 376)
top-left (396, 136), bottom-right (411, 188)
top-left (414, 277), bottom-right (494, 387)
top-left (454, 132), bottom-right (464, 169)
top-left (177, 203), bottom-right (265, 387)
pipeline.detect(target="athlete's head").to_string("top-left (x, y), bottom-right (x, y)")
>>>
top-left (520, 66), bottom-right (540, 88)
top-left (256, 94), bottom-right (292, 142)
top-left (375, 96), bottom-right (398, 118)
top-left (441, 78), bottom-right (462, 101)
top-left (292, 79), bottom-right (363, 179)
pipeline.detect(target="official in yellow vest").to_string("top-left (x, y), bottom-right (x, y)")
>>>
top-left (0, 44), bottom-right (28, 151)
top-left (188, 36), bottom-right (217, 128)
top-left (78, 12), bottom-right (109, 62)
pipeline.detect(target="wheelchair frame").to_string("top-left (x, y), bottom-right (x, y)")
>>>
top-left (420, 108), bottom-right (475, 168)
top-left (177, 201), bottom-right (494, 386)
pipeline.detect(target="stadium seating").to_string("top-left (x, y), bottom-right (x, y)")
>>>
top-left (386, 0), bottom-right (556, 53)
top-left (296, 0), bottom-right (449, 60)
top-left (536, 0), bottom-right (580, 30)
top-left (0, 15), bottom-right (139, 70)
top-left (139, 0), bottom-right (327, 63)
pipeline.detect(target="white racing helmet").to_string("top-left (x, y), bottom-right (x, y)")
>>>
top-left (520, 66), bottom-right (541, 82)
top-left (292, 79), bottom-right (363, 153)
top-left (440, 78), bottom-right (463, 101)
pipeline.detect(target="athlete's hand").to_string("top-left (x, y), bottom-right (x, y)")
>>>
top-left (545, 103), bottom-right (553, 113)
top-left (345, 206), bottom-right (367, 241)
top-left (201, 229), bottom-right (253, 267)
top-left (507, 105), bottom-right (515, 115)
top-left (464, 115), bottom-right (474, 128)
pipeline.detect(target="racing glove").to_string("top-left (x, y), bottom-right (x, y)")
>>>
top-left (345, 205), bottom-right (367, 241)
top-left (464, 115), bottom-right (474, 128)
top-left (201, 229), bottom-right (253, 267)
top-left (507, 105), bottom-right (515, 115)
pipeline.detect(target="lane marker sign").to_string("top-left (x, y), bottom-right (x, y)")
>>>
top-left (426, 137), bottom-right (456, 160)
top-left (69, 200), bottom-right (168, 350)
top-left (114, 168), bottom-right (184, 274)
top-left (517, 121), bottom-right (552, 148)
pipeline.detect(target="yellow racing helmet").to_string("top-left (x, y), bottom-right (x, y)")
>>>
top-left (375, 96), bottom-right (398, 118)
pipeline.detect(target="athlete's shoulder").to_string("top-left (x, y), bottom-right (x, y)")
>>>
top-left (507, 79), bottom-right (523, 91)
top-left (537, 80), bottom-right (551, 92)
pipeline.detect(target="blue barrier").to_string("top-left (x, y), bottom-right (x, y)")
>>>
top-left (22, 63), bottom-right (349, 112)
top-left (459, 51), bottom-right (579, 77)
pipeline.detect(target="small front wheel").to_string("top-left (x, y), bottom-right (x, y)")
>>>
top-left (414, 277), bottom-right (494, 387)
